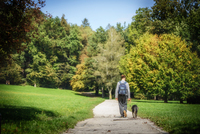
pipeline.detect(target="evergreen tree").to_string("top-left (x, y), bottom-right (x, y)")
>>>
top-left (95, 26), bottom-right (107, 44)
top-left (61, 14), bottom-right (70, 35)
top-left (82, 18), bottom-right (90, 27)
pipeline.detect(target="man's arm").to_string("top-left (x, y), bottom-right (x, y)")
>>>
top-left (126, 82), bottom-right (131, 100)
top-left (115, 82), bottom-right (119, 100)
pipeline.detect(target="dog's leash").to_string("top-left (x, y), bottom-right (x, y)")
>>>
top-left (128, 99), bottom-right (132, 107)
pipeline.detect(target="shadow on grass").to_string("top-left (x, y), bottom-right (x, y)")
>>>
top-left (170, 121), bottom-right (200, 134)
top-left (132, 100), bottom-right (187, 104)
top-left (74, 92), bottom-right (109, 99)
top-left (0, 104), bottom-right (58, 124)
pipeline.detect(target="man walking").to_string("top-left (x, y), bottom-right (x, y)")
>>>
top-left (115, 75), bottom-right (131, 118)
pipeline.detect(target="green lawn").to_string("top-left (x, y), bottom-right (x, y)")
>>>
top-left (1, 84), bottom-right (200, 134)
top-left (0, 84), bottom-right (105, 134)
top-left (129, 99), bottom-right (200, 134)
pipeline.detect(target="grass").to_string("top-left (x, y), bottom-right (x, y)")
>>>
top-left (128, 99), bottom-right (200, 134)
top-left (1, 84), bottom-right (200, 134)
top-left (0, 84), bottom-right (105, 134)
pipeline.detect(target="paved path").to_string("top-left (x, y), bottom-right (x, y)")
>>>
top-left (63, 100), bottom-right (168, 134)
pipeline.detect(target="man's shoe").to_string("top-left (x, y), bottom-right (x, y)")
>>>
top-left (123, 110), bottom-right (127, 117)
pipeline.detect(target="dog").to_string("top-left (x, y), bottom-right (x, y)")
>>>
top-left (131, 105), bottom-right (139, 118)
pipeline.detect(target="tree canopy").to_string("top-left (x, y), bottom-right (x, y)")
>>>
top-left (93, 28), bottom-right (125, 99)
top-left (0, 0), bottom-right (199, 103)
top-left (119, 33), bottom-right (200, 103)
top-left (82, 18), bottom-right (90, 27)
top-left (0, 0), bottom-right (46, 66)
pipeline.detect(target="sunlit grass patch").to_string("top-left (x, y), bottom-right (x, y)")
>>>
top-left (0, 84), bottom-right (105, 134)
top-left (129, 99), bottom-right (200, 134)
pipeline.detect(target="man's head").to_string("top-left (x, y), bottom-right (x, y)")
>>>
top-left (121, 75), bottom-right (126, 80)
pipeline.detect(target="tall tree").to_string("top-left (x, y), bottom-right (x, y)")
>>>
top-left (0, 57), bottom-right (23, 84)
top-left (115, 22), bottom-right (125, 35)
top-left (152, 0), bottom-right (199, 22)
top-left (128, 8), bottom-right (153, 48)
top-left (70, 63), bottom-right (87, 91)
top-left (25, 52), bottom-right (58, 87)
top-left (115, 22), bottom-right (130, 54)
top-left (94, 28), bottom-right (125, 99)
top-left (0, 0), bottom-right (45, 66)
top-left (151, 0), bottom-right (200, 55)
top-left (95, 26), bottom-right (107, 44)
top-left (82, 18), bottom-right (90, 27)
top-left (70, 25), bottom-right (97, 91)
top-left (128, 1), bottom-right (200, 56)
top-left (61, 14), bottom-right (70, 35)
top-left (22, 17), bottom-right (83, 88)
top-left (119, 33), bottom-right (200, 103)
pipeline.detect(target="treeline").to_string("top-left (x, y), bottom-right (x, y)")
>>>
top-left (0, 0), bottom-right (200, 103)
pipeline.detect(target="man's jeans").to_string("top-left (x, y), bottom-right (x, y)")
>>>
top-left (118, 94), bottom-right (127, 117)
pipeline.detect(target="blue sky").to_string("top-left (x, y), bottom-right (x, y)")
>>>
top-left (40, 0), bottom-right (155, 31)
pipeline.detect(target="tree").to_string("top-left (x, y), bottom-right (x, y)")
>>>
top-left (25, 52), bottom-right (58, 88)
top-left (79, 24), bottom-right (94, 47)
top-left (94, 28), bottom-right (125, 99)
top-left (70, 63), bottom-right (87, 91)
top-left (61, 14), bottom-right (70, 35)
top-left (106, 24), bottom-right (112, 30)
top-left (82, 18), bottom-right (90, 27)
top-left (128, 8), bottom-right (153, 47)
top-left (152, 0), bottom-right (199, 22)
top-left (0, 58), bottom-right (23, 84)
top-left (22, 16), bottom-right (83, 88)
top-left (95, 26), bottom-right (107, 44)
top-left (151, 0), bottom-right (200, 55)
top-left (116, 23), bottom-right (124, 34)
top-left (128, 1), bottom-right (200, 56)
top-left (187, 4), bottom-right (200, 56)
top-left (0, 0), bottom-right (45, 66)
top-left (70, 25), bottom-right (99, 92)
top-left (115, 22), bottom-right (131, 54)
top-left (119, 33), bottom-right (200, 103)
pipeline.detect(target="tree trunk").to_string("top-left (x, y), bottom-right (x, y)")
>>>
top-left (34, 83), bottom-right (36, 87)
top-left (180, 99), bottom-right (183, 104)
top-left (164, 96), bottom-right (168, 103)
top-left (102, 87), bottom-right (104, 98)
top-left (109, 89), bottom-right (112, 100)
top-left (95, 88), bottom-right (99, 96)
top-left (154, 96), bottom-right (156, 100)
top-left (95, 83), bottom-right (99, 96)
top-left (164, 89), bottom-right (168, 103)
